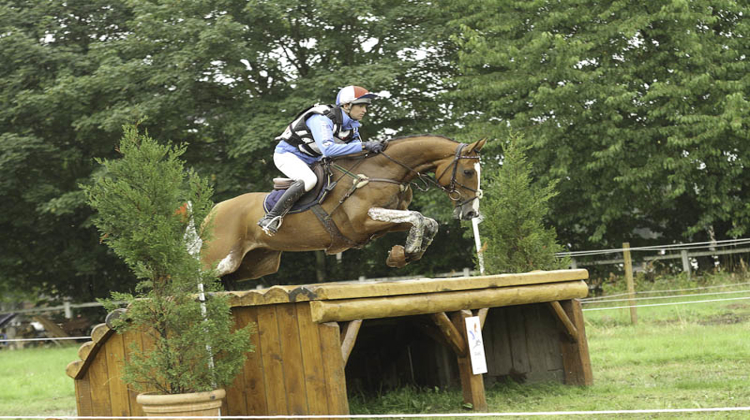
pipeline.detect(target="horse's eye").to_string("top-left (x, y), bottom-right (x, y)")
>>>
top-left (463, 169), bottom-right (474, 176)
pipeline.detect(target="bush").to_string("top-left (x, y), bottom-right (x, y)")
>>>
top-left (480, 133), bottom-right (570, 273)
top-left (83, 125), bottom-right (253, 394)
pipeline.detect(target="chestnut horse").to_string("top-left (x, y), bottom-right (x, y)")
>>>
top-left (201, 135), bottom-right (486, 283)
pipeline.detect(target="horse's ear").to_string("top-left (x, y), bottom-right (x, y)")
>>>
top-left (469, 138), bottom-right (487, 153)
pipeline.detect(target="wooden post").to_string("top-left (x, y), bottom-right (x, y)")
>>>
top-left (548, 301), bottom-right (578, 342)
top-left (559, 300), bottom-right (593, 385)
top-left (450, 310), bottom-right (487, 411)
top-left (340, 319), bottom-right (363, 366)
top-left (681, 249), bottom-right (691, 279)
top-left (623, 242), bottom-right (637, 325)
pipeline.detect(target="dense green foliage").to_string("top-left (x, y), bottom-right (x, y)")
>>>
top-left (2, 1), bottom-right (749, 301)
top-left (0, 0), bottom-right (467, 301)
top-left (83, 126), bottom-right (252, 394)
top-left (450, 0), bottom-right (750, 253)
top-left (481, 134), bottom-right (569, 273)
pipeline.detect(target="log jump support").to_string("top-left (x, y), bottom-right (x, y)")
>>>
top-left (67, 269), bottom-right (592, 417)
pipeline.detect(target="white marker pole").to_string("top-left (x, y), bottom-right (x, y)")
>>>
top-left (472, 216), bottom-right (485, 275)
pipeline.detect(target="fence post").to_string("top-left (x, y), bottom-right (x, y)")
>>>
top-left (63, 300), bottom-right (72, 319)
top-left (623, 242), bottom-right (637, 325)
top-left (680, 249), bottom-right (691, 279)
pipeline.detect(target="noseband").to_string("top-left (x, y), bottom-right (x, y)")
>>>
top-left (434, 143), bottom-right (483, 205)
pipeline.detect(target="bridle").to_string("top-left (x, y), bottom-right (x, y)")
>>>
top-left (378, 142), bottom-right (483, 205)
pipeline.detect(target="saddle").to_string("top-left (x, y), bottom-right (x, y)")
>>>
top-left (262, 163), bottom-right (333, 214)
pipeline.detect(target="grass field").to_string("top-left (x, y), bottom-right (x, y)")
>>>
top-left (2, 274), bottom-right (750, 418)
top-left (0, 345), bottom-right (79, 417)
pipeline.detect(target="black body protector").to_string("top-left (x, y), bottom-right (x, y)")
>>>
top-left (276, 104), bottom-right (357, 157)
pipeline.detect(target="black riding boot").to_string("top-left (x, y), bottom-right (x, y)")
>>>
top-left (258, 180), bottom-right (307, 236)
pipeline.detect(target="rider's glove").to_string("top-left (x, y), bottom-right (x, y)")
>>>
top-left (362, 141), bottom-right (384, 154)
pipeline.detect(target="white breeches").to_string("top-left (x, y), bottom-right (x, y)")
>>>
top-left (274, 152), bottom-right (317, 192)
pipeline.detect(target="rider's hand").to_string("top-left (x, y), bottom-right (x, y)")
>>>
top-left (362, 141), bottom-right (384, 153)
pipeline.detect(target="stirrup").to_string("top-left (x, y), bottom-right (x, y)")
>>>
top-left (258, 215), bottom-right (283, 236)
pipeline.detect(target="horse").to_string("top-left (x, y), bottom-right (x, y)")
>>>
top-left (201, 134), bottom-right (486, 284)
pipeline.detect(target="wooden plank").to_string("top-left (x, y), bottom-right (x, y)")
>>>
top-left (277, 303), bottom-right (308, 415)
top-left (122, 329), bottom-right (144, 417)
top-left (429, 312), bottom-right (467, 356)
top-left (77, 341), bottom-right (95, 362)
top-left (310, 280), bottom-right (589, 323)
top-left (318, 322), bottom-right (349, 415)
top-left (548, 301), bottom-right (578, 342)
top-left (340, 319), bottom-right (363, 365)
top-left (559, 299), bottom-right (593, 386)
top-left (91, 323), bottom-right (110, 344)
top-left (296, 303), bottom-right (330, 415)
top-left (257, 305), bottom-right (289, 415)
top-left (227, 270), bottom-right (589, 306)
top-left (224, 308), bottom-right (248, 415)
top-left (74, 376), bottom-right (93, 416)
top-left (486, 307), bottom-right (513, 378)
top-left (523, 305), bottom-right (563, 383)
top-left (236, 306), bottom-right (268, 416)
top-left (104, 332), bottom-right (131, 418)
top-left (66, 360), bottom-right (83, 380)
top-left (450, 310), bottom-right (487, 411)
top-left (67, 324), bottom-right (116, 380)
top-left (506, 306), bottom-right (530, 376)
top-left (87, 342), bottom-right (112, 416)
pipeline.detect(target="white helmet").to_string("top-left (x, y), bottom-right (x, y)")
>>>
top-left (336, 85), bottom-right (378, 106)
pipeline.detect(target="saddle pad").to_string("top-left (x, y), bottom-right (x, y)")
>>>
top-left (262, 172), bottom-right (330, 215)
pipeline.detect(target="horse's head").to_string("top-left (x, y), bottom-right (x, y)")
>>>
top-left (435, 139), bottom-right (487, 220)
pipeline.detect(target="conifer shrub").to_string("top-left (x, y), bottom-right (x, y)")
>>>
top-left (480, 134), bottom-right (570, 273)
top-left (82, 125), bottom-right (252, 394)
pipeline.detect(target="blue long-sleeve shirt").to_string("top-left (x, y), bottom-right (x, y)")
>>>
top-left (276, 113), bottom-right (363, 165)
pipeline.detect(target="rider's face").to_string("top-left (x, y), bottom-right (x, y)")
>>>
top-left (346, 104), bottom-right (368, 121)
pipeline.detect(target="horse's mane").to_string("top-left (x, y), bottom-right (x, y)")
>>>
top-left (386, 133), bottom-right (456, 143)
top-left (331, 134), bottom-right (457, 165)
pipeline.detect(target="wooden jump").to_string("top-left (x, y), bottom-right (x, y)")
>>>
top-left (67, 269), bottom-right (592, 416)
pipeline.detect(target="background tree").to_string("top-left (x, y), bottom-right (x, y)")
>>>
top-left (0, 0), bottom-right (472, 301)
top-left (480, 134), bottom-right (569, 273)
top-left (449, 0), bottom-right (750, 270)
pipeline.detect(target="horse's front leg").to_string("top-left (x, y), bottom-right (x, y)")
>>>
top-left (367, 207), bottom-right (438, 267)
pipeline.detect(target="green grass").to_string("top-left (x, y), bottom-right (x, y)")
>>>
top-left (3, 274), bottom-right (750, 418)
top-left (0, 345), bottom-right (79, 417)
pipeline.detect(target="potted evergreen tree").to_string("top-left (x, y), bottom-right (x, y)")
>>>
top-left (83, 125), bottom-right (253, 418)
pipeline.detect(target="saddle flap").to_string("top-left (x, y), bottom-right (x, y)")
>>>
top-left (265, 163), bottom-right (331, 214)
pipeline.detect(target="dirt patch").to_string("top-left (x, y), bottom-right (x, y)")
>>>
top-left (698, 312), bottom-right (750, 326)
top-left (726, 303), bottom-right (750, 310)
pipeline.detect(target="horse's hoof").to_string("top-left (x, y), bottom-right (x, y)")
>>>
top-left (386, 245), bottom-right (408, 268)
top-left (105, 308), bottom-right (129, 329)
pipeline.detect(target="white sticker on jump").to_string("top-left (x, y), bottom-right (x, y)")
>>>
top-left (465, 316), bottom-right (488, 375)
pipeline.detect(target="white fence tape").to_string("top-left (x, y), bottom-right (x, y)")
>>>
top-left (582, 295), bottom-right (750, 311)
top-left (4, 406), bottom-right (750, 418)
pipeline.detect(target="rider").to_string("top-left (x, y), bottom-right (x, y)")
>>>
top-left (257, 85), bottom-right (385, 235)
